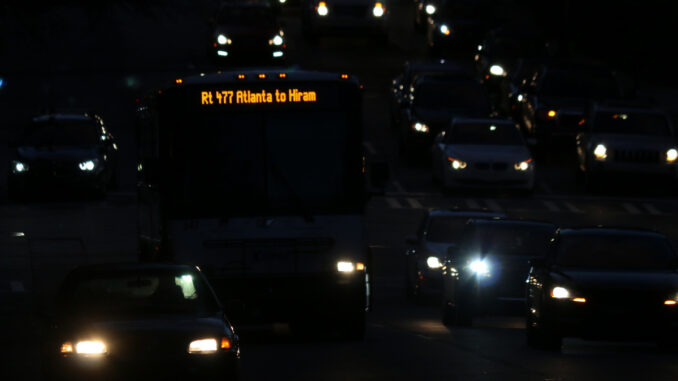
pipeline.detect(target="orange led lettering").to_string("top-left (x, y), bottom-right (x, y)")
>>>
top-left (201, 88), bottom-right (317, 105)
top-left (201, 91), bottom-right (213, 105)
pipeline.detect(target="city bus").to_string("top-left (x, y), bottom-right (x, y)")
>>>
top-left (135, 69), bottom-right (384, 338)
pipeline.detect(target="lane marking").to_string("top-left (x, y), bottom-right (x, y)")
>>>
top-left (393, 181), bottom-right (406, 193)
top-left (10, 281), bottom-right (25, 293)
top-left (406, 198), bottom-right (423, 209)
top-left (542, 200), bottom-right (560, 212)
top-left (622, 202), bottom-right (641, 215)
top-left (362, 141), bottom-right (377, 155)
top-left (386, 198), bottom-right (402, 209)
top-left (485, 199), bottom-right (503, 212)
top-left (465, 199), bottom-right (481, 209)
top-left (564, 202), bottom-right (584, 214)
top-left (643, 203), bottom-right (662, 216)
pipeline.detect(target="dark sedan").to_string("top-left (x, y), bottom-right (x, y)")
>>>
top-left (398, 75), bottom-right (493, 160)
top-left (526, 228), bottom-right (678, 351)
top-left (8, 113), bottom-right (119, 199)
top-left (513, 61), bottom-right (623, 147)
top-left (442, 218), bottom-right (557, 325)
top-left (209, 2), bottom-right (287, 65)
top-left (405, 208), bottom-right (504, 301)
top-left (42, 263), bottom-right (240, 380)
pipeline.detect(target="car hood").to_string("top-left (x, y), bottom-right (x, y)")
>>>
top-left (590, 134), bottom-right (676, 150)
top-left (412, 108), bottom-right (488, 123)
top-left (444, 144), bottom-right (530, 161)
top-left (422, 241), bottom-right (458, 258)
top-left (552, 268), bottom-right (678, 291)
top-left (16, 145), bottom-right (99, 161)
top-left (216, 25), bottom-right (277, 38)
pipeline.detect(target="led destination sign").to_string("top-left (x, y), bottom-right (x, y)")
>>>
top-left (200, 88), bottom-right (317, 106)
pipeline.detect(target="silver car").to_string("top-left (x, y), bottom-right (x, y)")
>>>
top-left (576, 102), bottom-right (678, 189)
top-left (432, 118), bottom-right (535, 192)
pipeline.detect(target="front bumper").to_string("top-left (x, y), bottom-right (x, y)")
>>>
top-left (9, 171), bottom-right (104, 193)
top-left (48, 352), bottom-right (239, 381)
top-left (589, 159), bottom-right (677, 178)
top-left (543, 299), bottom-right (678, 340)
top-left (443, 163), bottom-right (535, 190)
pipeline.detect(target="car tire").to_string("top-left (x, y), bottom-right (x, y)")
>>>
top-left (339, 311), bottom-right (366, 341)
top-left (526, 318), bottom-right (562, 351)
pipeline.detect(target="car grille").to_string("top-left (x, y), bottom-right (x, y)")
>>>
top-left (474, 162), bottom-right (508, 171)
top-left (613, 149), bottom-right (660, 163)
top-left (333, 5), bottom-right (368, 18)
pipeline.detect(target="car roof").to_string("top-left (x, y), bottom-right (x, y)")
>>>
top-left (177, 69), bottom-right (360, 86)
top-left (405, 60), bottom-right (475, 75)
top-left (67, 263), bottom-right (200, 277)
top-left (218, 1), bottom-right (273, 10)
top-left (558, 227), bottom-right (668, 239)
top-left (470, 218), bottom-right (557, 229)
top-left (427, 208), bottom-right (505, 218)
top-left (32, 114), bottom-right (94, 123)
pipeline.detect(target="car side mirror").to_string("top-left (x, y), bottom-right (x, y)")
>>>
top-left (405, 235), bottom-right (418, 245)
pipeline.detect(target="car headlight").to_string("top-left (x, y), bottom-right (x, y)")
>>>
top-left (78, 159), bottom-right (98, 172)
top-left (270, 34), bottom-right (284, 46)
top-left (188, 338), bottom-right (218, 354)
top-left (61, 340), bottom-right (107, 355)
top-left (411, 122), bottom-right (429, 133)
top-left (514, 158), bottom-right (532, 171)
top-left (317, 1), bottom-right (329, 16)
top-left (217, 34), bottom-right (231, 45)
top-left (667, 148), bottom-right (677, 163)
top-left (425, 4), bottom-right (436, 14)
top-left (426, 256), bottom-right (442, 269)
top-left (372, 2), bottom-right (385, 17)
top-left (447, 156), bottom-right (467, 170)
top-left (468, 259), bottom-right (489, 275)
top-left (593, 144), bottom-right (607, 160)
top-left (337, 261), bottom-right (365, 273)
top-left (439, 24), bottom-right (451, 36)
top-left (11, 160), bottom-right (28, 173)
top-left (489, 64), bottom-right (505, 76)
top-left (550, 286), bottom-right (570, 299)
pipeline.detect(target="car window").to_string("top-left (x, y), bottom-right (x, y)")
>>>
top-left (463, 224), bottom-right (555, 256)
top-left (23, 121), bottom-right (100, 146)
top-left (592, 112), bottom-right (672, 136)
top-left (426, 216), bottom-right (473, 243)
top-left (556, 234), bottom-right (677, 270)
top-left (61, 270), bottom-right (220, 317)
top-left (540, 69), bottom-right (620, 98)
top-left (444, 122), bottom-right (524, 145)
top-left (217, 7), bottom-right (274, 24)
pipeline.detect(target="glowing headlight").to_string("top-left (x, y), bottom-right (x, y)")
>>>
top-left (188, 338), bottom-right (218, 354)
top-left (666, 148), bottom-right (677, 163)
top-left (468, 260), bottom-right (489, 275)
top-left (217, 34), bottom-right (231, 45)
top-left (550, 286), bottom-right (570, 299)
top-left (489, 64), bottom-right (505, 76)
top-left (75, 340), bottom-right (107, 355)
top-left (593, 144), bottom-right (607, 160)
top-left (12, 160), bottom-right (28, 173)
top-left (337, 261), bottom-right (355, 272)
top-left (447, 156), bottom-right (467, 170)
top-left (514, 158), bottom-right (532, 171)
top-left (279, 0), bottom-right (286, 3)
top-left (425, 4), bottom-right (436, 14)
top-left (78, 159), bottom-right (97, 171)
top-left (372, 2), bottom-right (384, 17)
top-left (412, 122), bottom-right (429, 133)
top-left (270, 35), bottom-right (284, 46)
top-left (439, 24), bottom-right (451, 36)
top-left (317, 1), bottom-right (329, 16)
top-left (426, 256), bottom-right (442, 269)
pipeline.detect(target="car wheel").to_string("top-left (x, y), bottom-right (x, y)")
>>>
top-left (526, 317), bottom-right (562, 351)
top-left (339, 311), bottom-right (366, 341)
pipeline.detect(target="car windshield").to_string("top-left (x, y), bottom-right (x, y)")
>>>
top-left (412, 81), bottom-right (490, 114)
top-left (463, 223), bottom-right (555, 256)
top-left (60, 269), bottom-right (220, 318)
top-left (490, 37), bottom-right (547, 59)
top-left (556, 234), bottom-right (677, 270)
top-left (217, 6), bottom-right (274, 25)
top-left (426, 216), bottom-right (474, 242)
top-left (444, 122), bottom-right (524, 145)
top-left (23, 120), bottom-right (100, 146)
top-left (540, 69), bottom-right (620, 98)
top-left (592, 112), bottom-right (672, 136)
